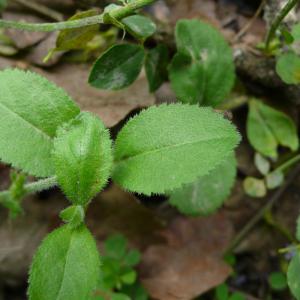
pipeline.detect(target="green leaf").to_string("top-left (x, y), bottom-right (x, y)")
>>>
top-left (296, 214), bottom-right (300, 241)
top-left (28, 224), bottom-right (100, 300)
top-left (266, 171), bottom-right (284, 189)
top-left (243, 177), bottom-right (267, 198)
top-left (123, 249), bottom-right (141, 267)
top-left (59, 205), bottom-right (85, 228)
top-left (247, 99), bottom-right (298, 159)
top-left (0, 0), bottom-right (7, 12)
top-left (0, 69), bottom-right (80, 177)
top-left (55, 10), bottom-right (99, 51)
top-left (113, 104), bottom-right (240, 195)
top-left (104, 234), bottom-right (127, 259)
top-left (53, 112), bottom-right (113, 205)
top-left (145, 44), bottom-right (169, 92)
top-left (215, 284), bottom-right (229, 300)
top-left (276, 52), bottom-right (300, 84)
top-left (120, 269), bottom-right (137, 285)
top-left (228, 293), bottom-right (245, 300)
top-left (288, 252), bottom-right (300, 299)
top-left (89, 44), bottom-right (145, 90)
top-left (254, 152), bottom-right (270, 175)
top-left (169, 19), bottom-right (235, 107)
top-left (169, 153), bottom-right (237, 215)
top-left (122, 15), bottom-right (156, 40)
top-left (292, 23), bottom-right (300, 41)
top-left (268, 271), bottom-right (287, 291)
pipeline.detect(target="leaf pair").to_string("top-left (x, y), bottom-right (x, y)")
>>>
top-left (169, 19), bottom-right (235, 107)
top-left (247, 99), bottom-right (298, 159)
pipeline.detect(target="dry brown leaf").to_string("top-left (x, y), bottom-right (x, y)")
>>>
top-left (140, 214), bottom-right (233, 300)
top-left (86, 184), bottom-right (165, 250)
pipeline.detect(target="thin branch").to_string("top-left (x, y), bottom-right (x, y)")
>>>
top-left (0, 176), bottom-right (57, 203)
top-left (226, 164), bottom-right (300, 253)
top-left (11, 0), bottom-right (64, 22)
top-left (265, 0), bottom-right (300, 50)
top-left (0, 0), bottom-right (156, 32)
top-left (234, 0), bottom-right (267, 42)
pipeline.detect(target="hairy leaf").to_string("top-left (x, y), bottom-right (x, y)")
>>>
top-left (0, 69), bottom-right (80, 177)
top-left (247, 99), bottom-right (298, 159)
top-left (169, 153), bottom-right (237, 215)
top-left (55, 10), bottom-right (99, 51)
top-left (113, 104), bottom-right (240, 195)
top-left (169, 19), bottom-right (235, 106)
top-left (145, 44), bottom-right (169, 92)
top-left (60, 205), bottom-right (85, 228)
top-left (288, 252), bottom-right (300, 300)
top-left (28, 224), bottom-right (100, 300)
top-left (53, 112), bottom-right (113, 205)
top-left (122, 15), bottom-right (156, 40)
top-left (89, 44), bottom-right (145, 90)
top-left (276, 52), bottom-right (300, 84)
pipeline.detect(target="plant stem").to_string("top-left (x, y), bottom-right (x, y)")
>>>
top-left (0, 0), bottom-right (156, 32)
top-left (11, 0), bottom-right (64, 22)
top-left (276, 153), bottom-right (300, 173)
top-left (226, 164), bottom-right (300, 254)
top-left (0, 176), bottom-right (57, 203)
top-left (265, 0), bottom-right (300, 50)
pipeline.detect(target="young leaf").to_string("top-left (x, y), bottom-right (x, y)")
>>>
top-left (254, 152), bottom-right (270, 175)
top-left (104, 234), bottom-right (127, 259)
top-left (28, 224), bottom-right (100, 300)
top-left (60, 205), bottom-right (85, 228)
top-left (169, 153), bottom-right (237, 215)
top-left (0, 69), bottom-right (80, 178)
top-left (145, 44), bottom-right (169, 92)
top-left (89, 44), bottom-right (145, 90)
top-left (268, 272), bottom-right (287, 291)
top-left (247, 99), bottom-right (298, 159)
top-left (276, 52), bottom-right (300, 84)
top-left (288, 252), bottom-right (300, 300)
top-left (243, 177), bottom-right (267, 198)
top-left (113, 104), bottom-right (240, 195)
top-left (122, 15), bottom-right (156, 40)
top-left (292, 23), bottom-right (300, 41)
top-left (169, 19), bottom-right (235, 107)
top-left (55, 10), bottom-right (99, 51)
top-left (53, 112), bottom-right (113, 205)
top-left (266, 171), bottom-right (284, 189)
top-left (215, 284), bottom-right (229, 300)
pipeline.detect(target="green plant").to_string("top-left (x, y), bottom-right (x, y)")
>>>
top-left (0, 68), bottom-right (240, 299)
top-left (0, 2), bottom-right (243, 299)
top-left (95, 234), bottom-right (148, 300)
top-left (215, 284), bottom-right (245, 300)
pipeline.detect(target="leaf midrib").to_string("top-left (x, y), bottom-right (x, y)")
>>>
top-left (0, 102), bottom-right (52, 141)
top-left (56, 229), bottom-right (74, 300)
top-left (116, 134), bottom-right (236, 163)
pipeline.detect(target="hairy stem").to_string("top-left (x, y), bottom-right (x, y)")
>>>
top-left (0, 0), bottom-right (156, 32)
top-left (265, 0), bottom-right (300, 50)
top-left (0, 176), bottom-right (57, 202)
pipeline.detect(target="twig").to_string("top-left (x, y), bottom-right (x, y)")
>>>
top-left (11, 0), bottom-right (64, 22)
top-left (265, 0), bottom-right (300, 50)
top-left (226, 164), bottom-right (300, 253)
top-left (234, 0), bottom-right (267, 42)
top-left (0, 0), bottom-right (156, 32)
top-left (0, 176), bottom-right (57, 203)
